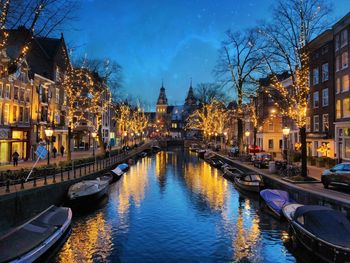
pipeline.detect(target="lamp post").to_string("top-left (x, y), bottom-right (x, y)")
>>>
top-left (91, 131), bottom-right (97, 162)
top-left (44, 127), bottom-right (54, 165)
top-left (223, 131), bottom-right (228, 150)
top-left (245, 130), bottom-right (250, 155)
top-left (282, 126), bottom-right (290, 163)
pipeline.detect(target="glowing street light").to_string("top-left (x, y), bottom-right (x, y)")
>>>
top-left (45, 127), bottom-right (54, 165)
top-left (245, 130), bottom-right (250, 155)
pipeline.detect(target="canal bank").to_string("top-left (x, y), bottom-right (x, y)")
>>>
top-left (214, 152), bottom-right (350, 217)
top-left (0, 142), bottom-right (156, 234)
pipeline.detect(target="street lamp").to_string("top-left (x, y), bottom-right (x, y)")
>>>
top-left (45, 127), bottom-right (54, 165)
top-left (91, 131), bottom-right (97, 161)
top-left (245, 130), bottom-right (250, 155)
top-left (282, 126), bottom-right (290, 162)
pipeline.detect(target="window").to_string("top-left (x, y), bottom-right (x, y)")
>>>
top-left (341, 29), bottom-right (348, 48)
top-left (342, 52), bottom-right (348, 69)
top-left (25, 90), bottom-right (30, 102)
top-left (313, 91), bottom-right (319, 108)
top-left (336, 34), bottom-right (340, 50)
top-left (343, 75), bottom-right (349, 92)
top-left (12, 105), bottom-right (17, 122)
top-left (19, 106), bottom-right (23, 122)
top-left (313, 68), bottom-right (319, 85)
top-left (24, 107), bottom-right (29, 122)
top-left (322, 88), bottom-right (328, 106)
top-left (337, 77), bottom-right (341, 93)
top-left (268, 139), bottom-right (273, 149)
top-left (345, 139), bottom-right (350, 159)
top-left (0, 82), bottom-right (3, 98)
top-left (3, 103), bottom-right (9, 124)
top-left (19, 89), bottom-right (24, 101)
top-left (313, 115), bottom-right (319, 132)
top-left (322, 63), bottom-right (329, 81)
top-left (336, 99), bottom-right (341, 119)
top-left (268, 122), bottom-right (273, 131)
top-left (4, 84), bottom-right (10, 99)
top-left (344, 98), bottom-right (350, 117)
top-left (336, 56), bottom-right (340, 72)
top-left (306, 117), bottom-right (311, 132)
top-left (323, 114), bottom-right (329, 132)
top-left (13, 86), bottom-right (18, 100)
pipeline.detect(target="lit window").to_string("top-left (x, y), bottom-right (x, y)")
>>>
top-left (268, 122), bottom-right (273, 131)
top-left (336, 100), bottom-right (341, 119)
top-left (343, 98), bottom-right (350, 117)
top-left (3, 103), bottom-right (8, 124)
top-left (13, 105), bottom-right (17, 122)
top-left (322, 88), bottom-right (328, 106)
top-left (322, 114), bottom-right (329, 132)
top-left (0, 82), bottom-right (2, 98)
top-left (322, 63), bottom-right (328, 82)
top-left (313, 91), bottom-right (319, 108)
top-left (13, 86), bottom-right (18, 100)
top-left (336, 78), bottom-right (341, 93)
top-left (56, 88), bottom-right (60, 104)
top-left (312, 68), bottom-right (319, 85)
top-left (342, 52), bottom-right (348, 69)
top-left (343, 75), bottom-right (349, 92)
top-left (268, 139), bottom-right (273, 149)
top-left (313, 115), bottom-right (319, 132)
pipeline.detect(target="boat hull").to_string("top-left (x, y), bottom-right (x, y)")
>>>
top-left (68, 183), bottom-right (109, 207)
top-left (234, 177), bottom-right (261, 193)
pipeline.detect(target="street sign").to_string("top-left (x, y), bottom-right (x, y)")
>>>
top-left (36, 145), bottom-right (48, 159)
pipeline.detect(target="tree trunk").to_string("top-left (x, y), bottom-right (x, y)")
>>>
top-left (237, 118), bottom-right (243, 154)
top-left (67, 126), bottom-right (72, 161)
top-left (300, 126), bottom-right (307, 177)
top-left (98, 125), bottom-right (106, 155)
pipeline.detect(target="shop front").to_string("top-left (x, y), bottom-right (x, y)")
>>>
top-left (0, 128), bottom-right (30, 163)
top-left (335, 123), bottom-right (350, 162)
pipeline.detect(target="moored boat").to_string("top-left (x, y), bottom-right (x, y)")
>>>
top-left (260, 189), bottom-right (293, 218)
top-left (234, 174), bottom-right (264, 192)
top-left (207, 157), bottom-right (225, 169)
top-left (151, 145), bottom-right (161, 153)
top-left (189, 143), bottom-right (199, 152)
top-left (283, 204), bottom-right (350, 263)
top-left (223, 166), bottom-right (243, 181)
top-left (0, 205), bottom-right (72, 263)
top-left (67, 177), bottom-right (109, 206)
top-left (196, 149), bottom-right (206, 158)
top-left (100, 174), bottom-right (114, 184)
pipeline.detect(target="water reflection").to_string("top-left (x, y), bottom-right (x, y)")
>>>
top-left (57, 212), bottom-right (112, 263)
top-left (55, 148), bottom-right (296, 262)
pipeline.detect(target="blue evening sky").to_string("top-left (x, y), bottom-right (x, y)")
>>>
top-left (65, 0), bottom-right (349, 109)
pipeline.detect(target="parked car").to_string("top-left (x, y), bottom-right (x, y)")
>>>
top-left (252, 153), bottom-right (273, 168)
top-left (321, 163), bottom-right (350, 189)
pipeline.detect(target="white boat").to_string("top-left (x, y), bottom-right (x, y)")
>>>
top-left (0, 205), bottom-right (72, 263)
top-left (67, 178), bottom-right (109, 206)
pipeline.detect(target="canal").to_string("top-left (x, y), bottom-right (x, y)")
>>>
top-left (54, 148), bottom-right (296, 262)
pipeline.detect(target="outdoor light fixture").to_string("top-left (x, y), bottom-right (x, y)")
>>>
top-left (91, 131), bottom-right (97, 138)
top-left (282, 127), bottom-right (290, 136)
top-left (245, 130), bottom-right (250, 137)
top-left (245, 130), bottom-right (250, 155)
top-left (45, 127), bottom-right (54, 138)
top-left (44, 127), bottom-right (54, 165)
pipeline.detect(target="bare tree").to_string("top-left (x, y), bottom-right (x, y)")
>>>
top-left (74, 57), bottom-right (123, 100)
top-left (215, 29), bottom-right (265, 153)
top-left (1, 0), bottom-right (77, 73)
top-left (259, 0), bottom-right (332, 177)
top-left (194, 83), bottom-right (228, 105)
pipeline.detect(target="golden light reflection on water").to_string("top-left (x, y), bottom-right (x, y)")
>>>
top-left (117, 158), bottom-right (150, 215)
top-left (184, 160), bottom-right (228, 210)
top-left (232, 198), bottom-right (261, 261)
top-left (57, 212), bottom-right (112, 263)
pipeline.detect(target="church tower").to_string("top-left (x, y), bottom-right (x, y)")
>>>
top-left (156, 81), bottom-right (168, 115)
top-left (184, 79), bottom-right (197, 106)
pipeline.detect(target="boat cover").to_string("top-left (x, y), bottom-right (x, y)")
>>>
top-left (260, 189), bottom-right (292, 215)
top-left (111, 167), bottom-right (123, 176)
top-left (0, 206), bottom-right (70, 262)
top-left (117, 163), bottom-right (129, 171)
top-left (294, 205), bottom-right (350, 247)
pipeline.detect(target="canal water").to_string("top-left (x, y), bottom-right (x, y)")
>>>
top-left (55, 148), bottom-right (296, 263)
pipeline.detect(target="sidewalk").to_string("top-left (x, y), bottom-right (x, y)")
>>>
top-left (0, 146), bottom-right (125, 171)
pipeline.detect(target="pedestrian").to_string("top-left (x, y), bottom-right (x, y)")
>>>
top-left (60, 145), bottom-right (65, 157)
top-left (12, 151), bottom-right (19, 167)
top-left (52, 146), bottom-right (57, 158)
